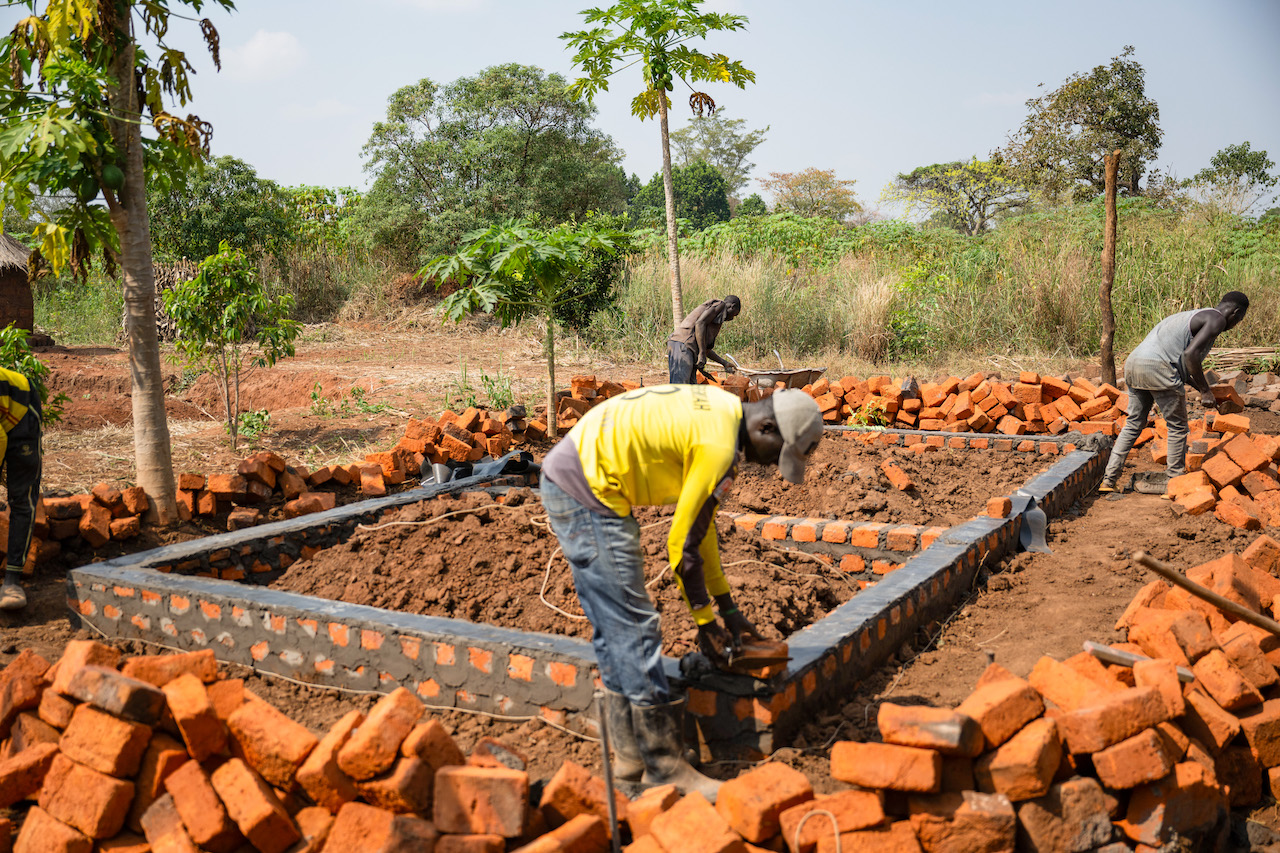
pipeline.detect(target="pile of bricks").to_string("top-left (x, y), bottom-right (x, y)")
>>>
top-left (0, 640), bottom-right (639, 853)
top-left (1163, 416), bottom-right (1280, 530)
top-left (1214, 368), bottom-right (1280, 414)
top-left (552, 376), bottom-right (644, 434)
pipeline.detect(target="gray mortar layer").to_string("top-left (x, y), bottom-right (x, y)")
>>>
top-left (68, 437), bottom-right (1106, 756)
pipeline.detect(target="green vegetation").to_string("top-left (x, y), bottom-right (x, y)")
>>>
top-left (0, 326), bottom-right (68, 425)
top-left (164, 242), bottom-right (302, 448)
top-left (310, 384), bottom-right (396, 418)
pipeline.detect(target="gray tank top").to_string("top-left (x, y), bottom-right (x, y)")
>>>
top-left (1124, 309), bottom-right (1201, 390)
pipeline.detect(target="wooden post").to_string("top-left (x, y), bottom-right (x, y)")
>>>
top-left (1100, 150), bottom-right (1121, 386)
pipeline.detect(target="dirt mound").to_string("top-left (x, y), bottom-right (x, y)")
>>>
top-left (726, 439), bottom-right (1051, 527)
top-left (271, 491), bottom-right (858, 659)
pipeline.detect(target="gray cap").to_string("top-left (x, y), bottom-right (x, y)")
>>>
top-left (771, 389), bottom-right (824, 484)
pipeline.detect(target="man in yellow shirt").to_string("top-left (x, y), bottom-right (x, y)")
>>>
top-left (0, 366), bottom-right (42, 610)
top-left (540, 384), bottom-right (823, 801)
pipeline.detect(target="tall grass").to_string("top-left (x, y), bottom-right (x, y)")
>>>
top-left (590, 204), bottom-right (1280, 375)
top-left (33, 273), bottom-right (125, 344)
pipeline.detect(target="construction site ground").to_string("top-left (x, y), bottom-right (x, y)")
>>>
top-left (7, 319), bottom-right (1280, 819)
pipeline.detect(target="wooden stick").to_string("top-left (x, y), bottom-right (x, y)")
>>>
top-left (1133, 551), bottom-right (1280, 640)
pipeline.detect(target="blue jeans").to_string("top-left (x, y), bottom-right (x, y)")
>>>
top-left (540, 477), bottom-right (670, 705)
top-left (1104, 386), bottom-right (1188, 483)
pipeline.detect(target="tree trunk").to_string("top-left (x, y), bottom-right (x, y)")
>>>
top-left (545, 318), bottom-right (557, 440)
top-left (1100, 149), bottom-right (1121, 387)
top-left (657, 94), bottom-right (684, 326)
top-left (106, 36), bottom-right (178, 523)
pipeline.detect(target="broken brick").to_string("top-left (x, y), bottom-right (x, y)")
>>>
top-left (336, 687), bottom-right (423, 781)
top-left (830, 740), bottom-right (941, 792)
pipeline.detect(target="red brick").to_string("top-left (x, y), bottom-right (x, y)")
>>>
top-left (162, 673), bottom-right (226, 761)
top-left (830, 740), bottom-right (941, 792)
top-left (650, 791), bottom-right (746, 853)
top-left (336, 687), bottom-right (423, 781)
top-left (1167, 470), bottom-right (1213, 499)
top-left (0, 741), bottom-right (58, 808)
top-left (538, 759), bottom-right (628, 837)
top-left (62, 664), bottom-right (166, 725)
top-left (228, 698), bottom-right (319, 789)
top-left (1014, 776), bottom-right (1113, 852)
top-left (1216, 498), bottom-right (1262, 529)
top-left (210, 758), bottom-right (299, 853)
top-left (1027, 656), bottom-right (1110, 713)
top-left (323, 802), bottom-right (438, 853)
top-left (127, 733), bottom-right (189, 834)
top-left (206, 679), bottom-right (245, 722)
top-left (1201, 452), bottom-right (1245, 489)
top-left (1223, 633), bottom-right (1280, 692)
top-left (355, 756), bottom-right (433, 815)
top-left (436, 835), bottom-right (506, 853)
top-left (289, 806), bottom-right (334, 853)
top-left (816, 819), bottom-right (920, 853)
top-left (1216, 744), bottom-right (1263, 807)
top-left (1176, 487), bottom-right (1217, 515)
top-left (954, 677), bottom-right (1044, 750)
top-left (983, 496), bottom-right (1011, 518)
top-left (1117, 762), bottom-right (1224, 846)
top-left (1243, 533), bottom-right (1280, 574)
top-left (1093, 727), bottom-right (1179, 790)
top-left (1057, 686), bottom-right (1167, 753)
top-left (907, 790), bottom-right (1016, 853)
top-left (711, 761), bottom-right (812, 842)
top-left (0, 677), bottom-right (43, 743)
top-left (297, 709), bottom-right (363, 814)
top-left (164, 760), bottom-right (245, 853)
top-left (140, 793), bottom-right (201, 853)
top-left (1181, 689), bottom-right (1241, 752)
top-left (1192, 648), bottom-right (1263, 712)
top-left (625, 783), bottom-right (680, 840)
top-left (401, 718), bottom-right (466, 771)
top-left (467, 737), bottom-right (527, 771)
top-left (78, 502), bottom-right (112, 547)
top-left (120, 651), bottom-right (219, 688)
top-left (1238, 698), bottom-right (1280, 767)
top-left (880, 461), bottom-right (913, 491)
top-left (38, 752), bottom-right (134, 839)
top-left (434, 766), bottom-right (530, 837)
top-left (877, 702), bottom-right (983, 756)
top-left (1132, 658), bottom-right (1186, 719)
top-left (59, 703), bottom-right (151, 777)
top-left (1126, 608), bottom-right (1215, 666)
top-left (1224, 431), bottom-right (1269, 472)
top-left (49, 641), bottom-right (120, 695)
top-left (973, 717), bottom-right (1061, 801)
top-left (14, 805), bottom-right (92, 853)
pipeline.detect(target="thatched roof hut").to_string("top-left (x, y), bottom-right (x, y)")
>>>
top-left (0, 233), bottom-right (34, 333)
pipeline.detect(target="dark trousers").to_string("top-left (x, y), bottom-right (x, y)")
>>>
top-left (667, 341), bottom-right (697, 385)
top-left (5, 405), bottom-right (41, 571)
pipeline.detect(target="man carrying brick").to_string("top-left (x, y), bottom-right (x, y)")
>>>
top-left (667, 294), bottom-right (741, 384)
top-left (1100, 292), bottom-right (1249, 493)
top-left (540, 383), bottom-right (823, 801)
top-left (0, 365), bottom-right (41, 610)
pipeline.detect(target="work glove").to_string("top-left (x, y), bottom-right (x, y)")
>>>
top-left (696, 621), bottom-right (732, 668)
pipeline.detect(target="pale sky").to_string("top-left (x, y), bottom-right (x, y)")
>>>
top-left (9, 1), bottom-right (1279, 212)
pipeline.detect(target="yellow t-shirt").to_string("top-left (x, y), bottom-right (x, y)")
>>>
top-left (553, 383), bottom-right (742, 625)
top-left (0, 367), bottom-right (33, 460)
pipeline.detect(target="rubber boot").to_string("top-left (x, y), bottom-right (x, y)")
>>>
top-left (603, 688), bottom-right (644, 786)
top-left (632, 697), bottom-right (721, 803)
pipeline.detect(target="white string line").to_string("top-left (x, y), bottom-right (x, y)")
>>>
top-left (76, 615), bottom-right (599, 743)
top-left (794, 809), bottom-right (842, 853)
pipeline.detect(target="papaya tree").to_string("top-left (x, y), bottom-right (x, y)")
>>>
top-left (163, 242), bottom-right (301, 450)
top-left (562, 0), bottom-right (754, 326)
top-left (0, 0), bottom-right (234, 522)
top-left (420, 219), bottom-right (629, 439)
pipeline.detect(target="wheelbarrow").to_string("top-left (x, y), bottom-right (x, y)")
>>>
top-left (723, 351), bottom-right (827, 390)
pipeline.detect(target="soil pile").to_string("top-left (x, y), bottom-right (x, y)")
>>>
top-left (726, 440), bottom-right (1051, 527)
top-left (271, 490), bottom-right (859, 658)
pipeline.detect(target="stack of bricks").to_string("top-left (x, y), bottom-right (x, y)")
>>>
top-left (553, 376), bottom-right (641, 433)
top-left (0, 641), bottom-right (634, 853)
top-left (391, 406), bottom-right (528, 466)
top-left (1162, 415), bottom-right (1280, 531)
top-left (798, 371), bottom-right (1132, 437)
top-left (8, 482), bottom-right (153, 576)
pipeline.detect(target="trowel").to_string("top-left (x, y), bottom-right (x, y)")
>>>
top-left (724, 638), bottom-right (791, 677)
top-left (1010, 490), bottom-right (1051, 554)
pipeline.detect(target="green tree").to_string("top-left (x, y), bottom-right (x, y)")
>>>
top-left (421, 219), bottom-right (628, 439)
top-left (357, 64), bottom-right (627, 268)
top-left (736, 193), bottom-right (767, 217)
top-left (881, 158), bottom-right (1027, 236)
top-left (1003, 46), bottom-right (1162, 201)
top-left (1185, 142), bottom-right (1278, 220)
top-left (0, 0), bottom-right (234, 523)
top-left (758, 169), bottom-right (862, 223)
top-left (148, 156), bottom-right (295, 262)
top-left (631, 160), bottom-right (731, 231)
top-left (163, 242), bottom-right (301, 449)
top-left (563, 0), bottom-right (755, 325)
top-left (669, 110), bottom-right (768, 196)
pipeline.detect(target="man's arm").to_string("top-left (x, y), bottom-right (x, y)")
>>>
top-left (1183, 309), bottom-right (1228, 408)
